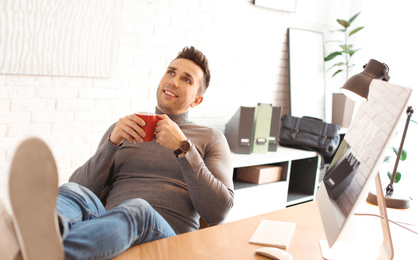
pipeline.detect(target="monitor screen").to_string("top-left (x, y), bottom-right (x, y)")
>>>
top-left (317, 79), bottom-right (412, 251)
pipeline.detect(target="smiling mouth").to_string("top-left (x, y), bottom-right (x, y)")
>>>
top-left (164, 89), bottom-right (178, 98)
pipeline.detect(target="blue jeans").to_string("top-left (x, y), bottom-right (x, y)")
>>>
top-left (56, 182), bottom-right (176, 260)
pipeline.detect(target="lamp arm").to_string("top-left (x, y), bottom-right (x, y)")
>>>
top-left (386, 106), bottom-right (414, 195)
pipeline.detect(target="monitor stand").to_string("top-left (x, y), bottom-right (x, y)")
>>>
top-left (319, 173), bottom-right (394, 260)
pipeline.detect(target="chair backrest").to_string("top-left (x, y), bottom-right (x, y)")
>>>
top-left (199, 218), bottom-right (209, 229)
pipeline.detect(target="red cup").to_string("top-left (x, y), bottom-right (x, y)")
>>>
top-left (134, 112), bottom-right (158, 141)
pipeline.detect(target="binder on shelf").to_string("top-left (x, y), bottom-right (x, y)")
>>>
top-left (225, 106), bottom-right (256, 154)
top-left (252, 103), bottom-right (273, 154)
top-left (268, 106), bottom-right (283, 152)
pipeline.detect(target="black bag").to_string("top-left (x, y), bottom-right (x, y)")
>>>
top-left (279, 115), bottom-right (340, 156)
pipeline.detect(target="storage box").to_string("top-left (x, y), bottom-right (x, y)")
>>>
top-left (332, 93), bottom-right (355, 128)
top-left (236, 165), bottom-right (282, 184)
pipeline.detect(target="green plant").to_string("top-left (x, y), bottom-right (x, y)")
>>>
top-left (385, 147), bottom-right (406, 183)
top-left (324, 12), bottom-right (365, 80)
top-left (385, 118), bottom-right (417, 184)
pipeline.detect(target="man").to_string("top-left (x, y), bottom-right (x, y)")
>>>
top-left (2, 46), bottom-right (234, 259)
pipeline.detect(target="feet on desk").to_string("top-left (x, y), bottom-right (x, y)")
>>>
top-left (7, 137), bottom-right (64, 260)
top-left (0, 196), bottom-right (22, 260)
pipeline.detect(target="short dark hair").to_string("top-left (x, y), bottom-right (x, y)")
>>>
top-left (174, 46), bottom-right (210, 95)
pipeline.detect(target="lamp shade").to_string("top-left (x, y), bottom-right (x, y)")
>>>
top-left (341, 59), bottom-right (390, 101)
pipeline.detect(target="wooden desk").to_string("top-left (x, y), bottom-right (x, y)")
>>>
top-left (113, 200), bottom-right (418, 260)
top-left (113, 201), bottom-right (326, 260)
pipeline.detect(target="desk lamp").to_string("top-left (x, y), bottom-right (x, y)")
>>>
top-left (341, 58), bottom-right (413, 209)
top-left (341, 59), bottom-right (390, 101)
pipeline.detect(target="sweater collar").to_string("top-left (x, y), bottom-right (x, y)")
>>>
top-left (155, 107), bottom-right (192, 125)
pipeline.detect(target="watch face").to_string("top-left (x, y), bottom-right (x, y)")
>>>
top-left (180, 140), bottom-right (191, 152)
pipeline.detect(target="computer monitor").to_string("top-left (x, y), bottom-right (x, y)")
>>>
top-left (317, 79), bottom-right (412, 259)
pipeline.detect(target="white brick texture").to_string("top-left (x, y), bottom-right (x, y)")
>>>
top-left (2, 0), bottom-right (416, 205)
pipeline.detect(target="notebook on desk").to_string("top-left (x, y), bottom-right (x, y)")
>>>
top-left (249, 219), bottom-right (296, 249)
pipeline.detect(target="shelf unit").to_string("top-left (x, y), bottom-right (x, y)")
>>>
top-left (225, 146), bottom-right (319, 222)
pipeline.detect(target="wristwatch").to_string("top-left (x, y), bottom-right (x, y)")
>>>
top-left (174, 140), bottom-right (192, 158)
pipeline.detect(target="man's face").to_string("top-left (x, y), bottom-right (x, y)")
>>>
top-left (156, 58), bottom-right (204, 115)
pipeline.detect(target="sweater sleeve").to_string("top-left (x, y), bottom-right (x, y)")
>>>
top-left (68, 123), bottom-right (120, 197)
top-left (177, 129), bottom-right (234, 225)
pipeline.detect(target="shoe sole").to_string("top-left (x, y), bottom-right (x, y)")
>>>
top-left (9, 138), bottom-right (64, 260)
top-left (0, 198), bottom-right (22, 260)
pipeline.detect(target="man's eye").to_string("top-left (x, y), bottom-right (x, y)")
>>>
top-left (168, 70), bottom-right (175, 75)
top-left (184, 78), bottom-right (191, 83)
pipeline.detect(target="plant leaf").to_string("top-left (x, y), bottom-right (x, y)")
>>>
top-left (324, 51), bottom-right (342, 61)
top-left (332, 69), bottom-right (343, 77)
top-left (326, 62), bottom-right (345, 72)
top-left (387, 171), bottom-right (402, 183)
top-left (347, 49), bottom-right (361, 57)
top-left (400, 149), bottom-right (407, 161)
top-left (330, 29), bottom-right (346, 33)
top-left (394, 172), bottom-right (402, 183)
top-left (393, 147), bottom-right (407, 161)
top-left (349, 26), bottom-right (365, 36)
top-left (349, 48), bottom-right (361, 57)
top-left (337, 19), bottom-right (350, 28)
top-left (340, 44), bottom-right (353, 51)
top-left (348, 12), bottom-right (361, 24)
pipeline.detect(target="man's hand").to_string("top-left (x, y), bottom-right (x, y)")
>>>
top-left (155, 114), bottom-right (187, 151)
top-left (109, 114), bottom-right (146, 145)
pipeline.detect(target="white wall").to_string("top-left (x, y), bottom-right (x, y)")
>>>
top-left (3, 0), bottom-right (415, 205)
top-left (0, 0), bottom-right (351, 204)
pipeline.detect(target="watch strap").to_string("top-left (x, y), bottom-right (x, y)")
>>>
top-left (174, 147), bottom-right (183, 158)
top-left (174, 140), bottom-right (191, 158)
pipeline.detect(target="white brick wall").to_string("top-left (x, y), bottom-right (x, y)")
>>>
top-left (0, 0), bottom-right (350, 206)
top-left (3, 0), bottom-right (416, 208)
